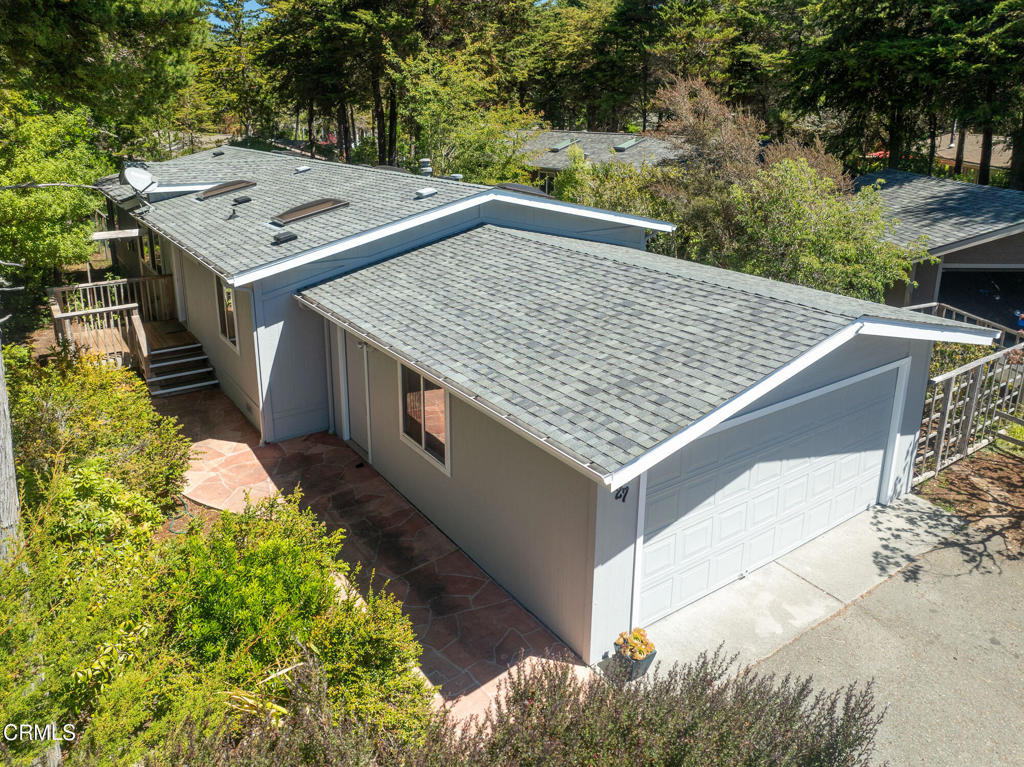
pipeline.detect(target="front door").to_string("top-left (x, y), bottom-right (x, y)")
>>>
top-left (344, 331), bottom-right (370, 456)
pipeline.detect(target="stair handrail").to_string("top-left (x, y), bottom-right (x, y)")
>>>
top-left (127, 306), bottom-right (151, 381)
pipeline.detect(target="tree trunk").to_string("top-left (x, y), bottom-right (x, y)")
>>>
top-left (387, 86), bottom-right (398, 166)
top-left (886, 112), bottom-right (901, 169)
top-left (954, 124), bottom-right (966, 174)
top-left (978, 126), bottom-right (993, 185)
top-left (1009, 112), bottom-right (1024, 191)
top-left (294, 106), bottom-right (300, 142)
top-left (337, 103), bottom-right (349, 163)
top-left (371, 77), bottom-right (386, 165)
top-left (349, 105), bottom-right (357, 154)
top-left (927, 113), bottom-right (937, 175)
top-left (0, 340), bottom-right (20, 563)
top-left (307, 103), bottom-right (316, 159)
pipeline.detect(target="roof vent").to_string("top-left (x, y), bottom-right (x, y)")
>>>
top-left (414, 187), bottom-right (437, 200)
top-left (613, 136), bottom-right (642, 152)
top-left (447, 173), bottom-right (464, 181)
top-left (550, 138), bottom-right (579, 152)
top-left (212, 149), bottom-right (225, 157)
top-left (232, 195), bottom-right (252, 205)
top-left (272, 230), bottom-right (298, 246)
top-left (271, 198), bottom-right (349, 226)
top-left (294, 165), bottom-right (311, 174)
top-left (197, 179), bottom-right (256, 201)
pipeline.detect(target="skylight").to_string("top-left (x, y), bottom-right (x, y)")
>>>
top-left (270, 198), bottom-right (349, 226)
top-left (197, 179), bottom-right (256, 201)
top-left (613, 137), bottom-right (641, 152)
top-left (550, 138), bottom-right (579, 152)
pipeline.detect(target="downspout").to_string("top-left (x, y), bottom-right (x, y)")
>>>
top-left (233, 285), bottom-right (268, 445)
top-left (629, 471), bottom-right (649, 629)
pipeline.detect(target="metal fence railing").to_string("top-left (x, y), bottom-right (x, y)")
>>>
top-left (913, 342), bottom-right (1024, 485)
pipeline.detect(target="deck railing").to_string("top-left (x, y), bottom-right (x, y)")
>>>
top-left (46, 275), bottom-right (171, 376)
top-left (913, 341), bottom-right (1024, 484)
top-left (907, 302), bottom-right (1024, 348)
top-left (49, 274), bottom-right (175, 323)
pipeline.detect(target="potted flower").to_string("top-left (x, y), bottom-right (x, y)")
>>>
top-left (614, 627), bottom-right (656, 681)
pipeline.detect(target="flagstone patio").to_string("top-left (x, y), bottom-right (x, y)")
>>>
top-left (155, 388), bottom-right (583, 717)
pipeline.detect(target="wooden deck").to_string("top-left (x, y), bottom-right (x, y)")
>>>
top-left (76, 320), bottom-right (197, 362)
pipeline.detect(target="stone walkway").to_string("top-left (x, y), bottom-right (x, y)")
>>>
top-left (155, 389), bottom-right (579, 717)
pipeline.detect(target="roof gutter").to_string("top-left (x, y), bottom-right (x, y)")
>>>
top-left (229, 190), bottom-right (676, 287)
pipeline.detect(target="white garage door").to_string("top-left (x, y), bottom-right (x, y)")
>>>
top-left (639, 368), bottom-right (899, 626)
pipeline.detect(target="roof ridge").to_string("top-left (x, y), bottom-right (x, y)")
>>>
top-left (152, 145), bottom-right (491, 190)
top-left (482, 225), bottom-right (965, 331)
top-left (482, 225), bottom-right (857, 321)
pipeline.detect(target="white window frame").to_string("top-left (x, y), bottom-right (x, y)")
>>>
top-left (396, 362), bottom-right (451, 475)
top-left (215, 274), bottom-right (240, 353)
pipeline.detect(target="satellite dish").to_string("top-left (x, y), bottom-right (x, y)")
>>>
top-left (123, 166), bottom-right (156, 194)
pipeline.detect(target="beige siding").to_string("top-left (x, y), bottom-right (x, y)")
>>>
top-left (179, 250), bottom-right (261, 428)
top-left (360, 343), bottom-right (597, 658)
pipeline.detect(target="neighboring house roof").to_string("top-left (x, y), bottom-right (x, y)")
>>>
top-left (97, 146), bottom-right (672, 283)
top-left (299, 224), bottom-right (992, 488)
top-left (519, 130), bottom-right (684, 173)
top-left (934, 132), bottom-right (1012, 170)
top-left (856, 169), bottom-right (1024, 254)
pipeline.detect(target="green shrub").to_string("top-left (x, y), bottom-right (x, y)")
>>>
top-left (167, 493), bottom-right (345, 672)
top-left (930, 341), bottom-right (992, 377)
top-left (2, 343), bottom-right (192, 509)
top-left (41, 459), bottom-right (164, 544)
top-left (310, 589), bottom-right (433, 743)
top-left (1, 446), bottom-right (432, 766)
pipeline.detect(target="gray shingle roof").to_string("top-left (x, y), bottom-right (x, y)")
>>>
top-left (97, 146), bottom-right (489, 277)
top-left (300, 225), bottom-right (979, 478)
top-left (856, 169), bottom-right (1024, 251)
top-left (519, 130), bottom-right (685, 172)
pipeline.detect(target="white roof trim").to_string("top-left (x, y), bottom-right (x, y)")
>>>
top-left (858, 316), bottom-right (998, 345)
top-left (603, 315), bottom-right (996, 490)
top-left (230, 190), bottom-right (675, 286)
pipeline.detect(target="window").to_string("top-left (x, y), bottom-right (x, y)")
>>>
top-left (400, 364), bottom-right (448, 468)
top-left (216, 275), bottom-right (237, 347)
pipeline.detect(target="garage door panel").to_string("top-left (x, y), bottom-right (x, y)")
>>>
top-left (716, 500), bottom-right (749, 543)
top-left (639, 370), bottom-right (898, 625)
top-left (750, 488), bottom-right (779, 527)
top-left (747, 527), bottom-right (775, 564)
top-left (711, 544), bottom-right (745, 586)
top-left (643, 532), bottom-right (675, 568)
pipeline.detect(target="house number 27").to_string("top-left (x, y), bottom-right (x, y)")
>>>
top-left (614, 486), bottom-right (629, 502)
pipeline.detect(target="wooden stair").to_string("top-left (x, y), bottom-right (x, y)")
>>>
top-left (146, 343), bottom-right (219, 396)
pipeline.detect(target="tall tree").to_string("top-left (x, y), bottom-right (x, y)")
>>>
top-left (951, 1), bottom-right (1024, 185)
top-left (208, 0), bottom-right (276, 137)
top-left (0, 0), bottom-right (207, 149)
top-left (789, 0), bottom-right (946, 168)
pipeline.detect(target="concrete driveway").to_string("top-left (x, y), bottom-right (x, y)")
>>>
top-left (646, 495), bottom-right (1024, 766)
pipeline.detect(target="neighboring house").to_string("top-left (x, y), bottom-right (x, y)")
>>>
top-left (96, 147), bottom-right (994, 665)
top-left (858, 169), bottom-right (1024, 306)
top-left (518, 129), bottom-right (685, 192)
top-left (934, 131), bottom-right (1012, 175)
